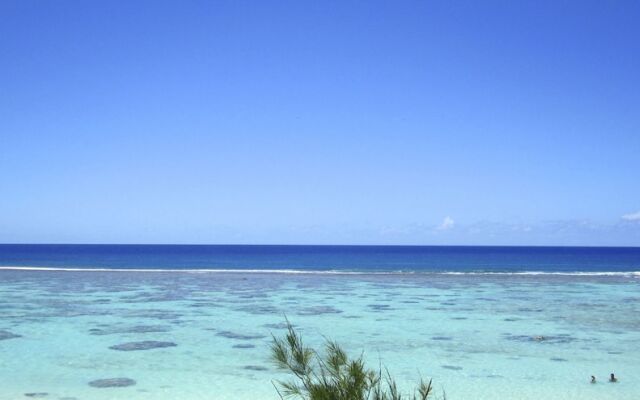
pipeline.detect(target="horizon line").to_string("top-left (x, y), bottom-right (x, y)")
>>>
top-left (1, 243), bottom-right (640, 249)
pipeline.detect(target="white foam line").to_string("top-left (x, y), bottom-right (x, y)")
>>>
top-left (440, 271), bottom-right (640, 277)
top-left (0, 266), bottom-right (638, 277)
top-left (0, 266), bottom-right (397, 275)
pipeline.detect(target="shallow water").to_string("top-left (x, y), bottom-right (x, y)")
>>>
top-left (1, 270), bottom-right (639, 400)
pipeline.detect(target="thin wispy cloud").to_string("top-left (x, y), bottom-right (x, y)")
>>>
top-left (437, 216), bottom-right (455, 231)
top-left (622, 211), bottom-right (640, 222)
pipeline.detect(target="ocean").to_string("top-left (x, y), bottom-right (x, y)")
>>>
top-left (1, 245), bottom-right (639, 400)
top-left (2, 244), bottom-right (640, 272)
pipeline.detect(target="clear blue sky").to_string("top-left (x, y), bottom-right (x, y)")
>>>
top-left (1, 1), bottom-right (639, 245)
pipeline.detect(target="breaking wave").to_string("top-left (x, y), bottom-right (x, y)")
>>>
top-left (1, 266), bottom-right (638, 277)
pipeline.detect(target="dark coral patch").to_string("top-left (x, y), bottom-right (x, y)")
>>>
top-left (89, 325), bottom-right (171, 335)
top-left (262, 323), bottom-right (292, 329)
top-left (244, 365), bottom-right (268, 371)
top-left (503, 334), bottom-right (575, 344)
top-left (109, 341), bottom-right (177, 351)
top-left (236, 305), bottom-right (280, 315)
top-left (0, 330), bottom-right (21, 340)
top-left (367, 304), bottom-right (395, 311)
top-left (297, 306), bottom-right (343, 316)
top-left (123, 309), bottom-right (182, 320)
top-left (89, 378), bottom-right (136, 388)
top-left (216, 331), bottom-right (266, 340)
top-left (233, 344), bottom-right (256, 349)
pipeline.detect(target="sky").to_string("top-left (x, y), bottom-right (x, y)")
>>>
top-left (1, 0), bottom-right (639, 246)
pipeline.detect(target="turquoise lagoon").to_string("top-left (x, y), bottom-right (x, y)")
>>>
top-left (1, 269), bottom-right (639, 400)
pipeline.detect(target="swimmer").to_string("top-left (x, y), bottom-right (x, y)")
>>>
top-left (590, 375), bottom-right (596, 383)
top-left (609, 373), bottom-right (617, 383)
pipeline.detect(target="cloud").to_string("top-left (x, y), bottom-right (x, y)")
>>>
top-left (622, 211), bottom-right (640, 222)
top-left (437, 216), bottom-right (455, 230)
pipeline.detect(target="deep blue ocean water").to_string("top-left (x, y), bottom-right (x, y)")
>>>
top-left (0, 244), bottom-right (639, 272)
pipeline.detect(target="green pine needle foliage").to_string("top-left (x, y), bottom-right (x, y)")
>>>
top-left (270, 320), bottom-right (437, 400)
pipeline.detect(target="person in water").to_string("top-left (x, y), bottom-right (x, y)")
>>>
top-left (609, 373), bottom-right (618, 382)
top-left (591, 375), bottom-right (596, 383)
